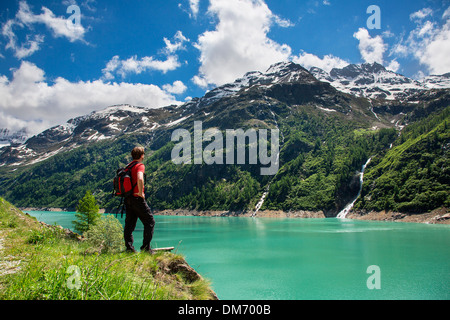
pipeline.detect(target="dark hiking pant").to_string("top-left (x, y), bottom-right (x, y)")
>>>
top-left (124, 196), bottom-right (155, 251)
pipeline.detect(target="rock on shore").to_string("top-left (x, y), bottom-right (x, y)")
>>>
top-left (347, 207), bottom-right (450, 224)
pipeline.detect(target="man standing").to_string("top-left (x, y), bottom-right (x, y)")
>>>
top-left (124, 146), bottom-right (155, 253)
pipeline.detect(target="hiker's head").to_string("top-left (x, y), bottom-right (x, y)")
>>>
top-left (131, 147), bottom-right (145, 160)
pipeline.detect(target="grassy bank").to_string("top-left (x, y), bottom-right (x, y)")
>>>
top-left (0, 198), bottom-right (217, 300)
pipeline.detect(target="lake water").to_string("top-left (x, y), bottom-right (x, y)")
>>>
top-left (26, 211), bottom-right (450, 300)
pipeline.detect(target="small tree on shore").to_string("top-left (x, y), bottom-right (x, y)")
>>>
top-left (73, 190), bottom-right (101, 234)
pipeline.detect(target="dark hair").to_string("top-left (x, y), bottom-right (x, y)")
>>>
top-left (131, 147), bottom-right (145, 160)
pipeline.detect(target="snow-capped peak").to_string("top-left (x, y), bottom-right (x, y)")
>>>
top-left (91, 104), bottom-right (148, 116)
top-left (198, 62), bottom-right (317, 107)
top-left (310, 62), bottom-right (450, 101)
top-left (311, 62), bottom-right (426, 101)
top-left (0, 104), bottom-right (164, 166)
top-left (421, 73), bottom-right (450, 89)
top-left (0, 128), bottom-right (28, 148)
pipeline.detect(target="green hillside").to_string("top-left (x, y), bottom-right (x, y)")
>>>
top-left (0, 197), bottom-right (216, 300)
top-left (0, 80), bottom-right (448, 217)
top-left (355, 105), bottom-right (450, 213)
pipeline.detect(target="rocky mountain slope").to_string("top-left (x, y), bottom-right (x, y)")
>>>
top-left (0, 128), bottom-right (28, 148)
top-left (0, 62), bottom-right (362, 167)
top-left (310, 62), bottom-right (450, 101)
top-left (0, 61), bottom-right (448, 216)
top-left (0, 105), bottom-right (170, 166)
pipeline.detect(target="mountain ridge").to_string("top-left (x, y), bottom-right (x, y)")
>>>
top-left (1, 60), bottom-right (449, 152)
top-left (0, 61), bottom-right (362, 166)
top-left (0, 61), bottom-right (448, 218)
top-left (310, 62), bottom-right (450, 101)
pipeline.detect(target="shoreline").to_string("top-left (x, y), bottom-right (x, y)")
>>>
top-left (346, 207), bottom-right (450, 225)
top-left (20, 206), bottom-right (450, 225)
top-left (2, 199), bottom-right (218, 300)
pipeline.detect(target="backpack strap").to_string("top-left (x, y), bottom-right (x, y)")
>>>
top-left (126, 161), bottom-right (140, 170)
top-left (115, 197), bottom-right (124, 218)
top-left (120, 202), bottom-right (126, 219)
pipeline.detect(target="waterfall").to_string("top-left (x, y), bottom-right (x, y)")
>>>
top-left (251, 107), bottom-right (283, 218)
top-left (337, 158), bottom-right (372, 219)
top-left (369, 101), bottom-right (380, 121)
top-left (252, 190), bottom-right (269, 217)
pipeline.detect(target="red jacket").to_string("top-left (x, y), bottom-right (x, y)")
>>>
top-left (129, 160), bottom-right (145, 195)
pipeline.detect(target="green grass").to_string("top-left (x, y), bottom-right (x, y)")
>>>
top-left (0, 198), bottom-right (216, 300)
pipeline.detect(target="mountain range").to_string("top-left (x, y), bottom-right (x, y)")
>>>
top-left (0, 61), bottom-right (448, 217)
top-left (310, 62), bottom-right (450, 101)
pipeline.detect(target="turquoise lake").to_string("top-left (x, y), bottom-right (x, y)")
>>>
top-left (26, 211), bottom-right (450, 300)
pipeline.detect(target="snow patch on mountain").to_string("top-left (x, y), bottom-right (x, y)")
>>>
top-left (0, 104), bottom-right (166, 167)
top-left (165, 115), bottom-right (191, 127)
top-left (310, 62), bottom-right (450, 101)
top-left (421, 73), bottom-right (450, 89)
top-left (0, 128), bottom-right (28, 147)
top-left (198, 62), bottom-right (316, 107)
top-left (2, 62), bottom-right (449, 168)
top-left (310, 63), bottom-right (424, 101)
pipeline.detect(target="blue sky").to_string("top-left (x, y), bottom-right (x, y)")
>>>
top-left (0, 0), bottom-right (449, 136)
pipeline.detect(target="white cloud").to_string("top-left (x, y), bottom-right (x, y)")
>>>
top-left (127, 55), bottom-right (180, 75)
top-left (102, 55), bottom-right (181, 80)
top-left (2, 18), bottom-right (45, 59)
top-left (353, 28), bottom-right (387, 64)
top-left (412, 70), bottom-right (426, 80)
top-left (391, 8), bottom-right (450, 75)
top-left (353, 28), bottom-right (402, 71)
top-left (418, 21), bottom-right (435, 37)
top-left (410, 8), bottom-right (433, 21)
top-left (292, 51), bottom-right (349, 72)
top-left (189, 0), bottom-right (201, 19)
top-left (1, 1), bottom-right (86, 59)
top-left (81, 0), bottom-right (97, 13)
top-left (193, 0), bottom-right (292, 87)
top-left (163, 31), bottom-right (189, 54)
top-left (417, 20), bottom-right (450, 74)
top-left (386, 59), bottom-right (400, 72)
top-left (163, 80), bottom-right (187, 95)
top-left (382, 30), bottom-right (394, 38)
top-left (19, 2), bottom-right (85, 42)
top-left (391, 42), bottom-right (409, 57)
top-left (191, 75), bottom-right (209, 88)
top-left (273, 15), bottom-right (295, 28)
top-left (444, 7), bottom-right (450, 19)
top-left (101, 55), bottom-right (121, 81)
top-left (0, 61), bottom-right (181, 136)
top-left (103, 31), bottom-right (187, 80)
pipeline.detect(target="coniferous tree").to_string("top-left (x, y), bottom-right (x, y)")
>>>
top-left (73, 190), bottom-right (101, 234)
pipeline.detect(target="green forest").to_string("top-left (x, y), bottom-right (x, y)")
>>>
top-left (355, 106), bottom-right (450, 213)
top-left (0, 88), bottom-right (448, 217)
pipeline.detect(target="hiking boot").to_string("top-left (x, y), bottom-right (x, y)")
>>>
top-left (140, 246), bottom-right (155, 254)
